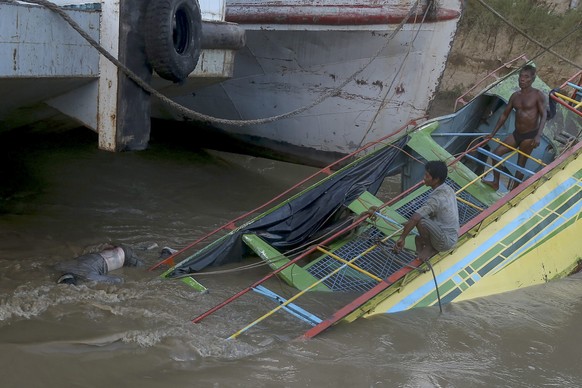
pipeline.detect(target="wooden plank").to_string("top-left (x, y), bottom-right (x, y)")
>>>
top-left (242, 234), bottom-right (330, 291)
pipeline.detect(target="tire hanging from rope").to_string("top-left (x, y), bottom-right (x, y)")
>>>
top-left (144, 0), bottom-right (202, 83)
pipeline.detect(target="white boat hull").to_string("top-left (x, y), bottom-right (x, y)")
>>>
top-left (155, 0), bottom-right (462, 165)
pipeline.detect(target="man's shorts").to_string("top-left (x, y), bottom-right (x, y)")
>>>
top-left (419, 218), bottom-right (455, 252)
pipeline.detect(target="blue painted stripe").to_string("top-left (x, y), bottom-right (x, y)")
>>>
top-left (385, 177), bottom-right (580, 313)
top-left (491, 196), bottom-right (581, 272)
top-left (252, 285), bottom-right (322, 325)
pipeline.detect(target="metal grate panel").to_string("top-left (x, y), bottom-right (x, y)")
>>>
top-left (395, 179), bottom-right (485, 226)
top-left (447, 179), bottom-right (486, 225)
top-left (307, 227), bottom-right (416, 292)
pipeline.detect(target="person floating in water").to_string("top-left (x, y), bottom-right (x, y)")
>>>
top-left (482, 64), bottom-right (547, 191)
top-left (55, 244), bottom-right (144, 285)
top-left (393, 161), bottom-right (459, 261)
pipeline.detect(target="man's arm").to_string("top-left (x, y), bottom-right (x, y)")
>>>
top-left (394, 212), bottom-right (422, 252)
top-left (533, 91), bottom-right (547, 147)
top-left (490, 94), bottom-right (515, 138)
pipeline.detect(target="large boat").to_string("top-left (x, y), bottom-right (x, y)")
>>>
top-left (2, 1), bottom-right (462, 165)
top-left (0, 0), bottom-right (244, 151)
top-left (152, 0), bottom-right (463, 166)
top-left (152, 61), bottom-right (582, 339)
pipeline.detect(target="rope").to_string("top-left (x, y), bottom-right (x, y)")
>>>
top-left (355, 0), bottom-right (425, 148)
top-left (474, 0), bottom-right (581, 70)
top-left (364, 217), bottom-right (442, 315)
top-left (171, 214), bottom-right (357, 278)
top-left (21, 0), bottom-right (581, 133)
top-left (23, 0), bottom-right (419, 127)
top-left (424, 259), bottom-right (443, 313)
top-left (364, 220), bottom-right (442, 312)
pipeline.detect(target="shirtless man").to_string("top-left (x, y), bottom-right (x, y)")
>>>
top-left (482, 65), bottom-right (547, 191)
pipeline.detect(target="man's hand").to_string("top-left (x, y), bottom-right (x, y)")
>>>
top-left (393, 238), bottom-right (405, 253)
top-left (522, 138), bottom-right (539, 150)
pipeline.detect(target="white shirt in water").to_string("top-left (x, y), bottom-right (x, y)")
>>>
top-left (100, 247), bottom-right (125, 272)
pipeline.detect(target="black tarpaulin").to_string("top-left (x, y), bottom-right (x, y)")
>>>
top-left (168, 137), bottom-right (407, 277)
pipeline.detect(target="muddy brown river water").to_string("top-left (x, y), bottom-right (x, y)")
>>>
top-left (1, 127), bottom-right (582, 387)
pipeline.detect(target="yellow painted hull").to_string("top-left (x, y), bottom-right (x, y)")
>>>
top-left (362, 151), bottom-right (582, 317)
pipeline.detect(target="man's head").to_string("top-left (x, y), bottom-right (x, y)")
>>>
top-left (518, 65), bottom-right (536, 89)
top-left (424, 160), bottom-right (448, 186)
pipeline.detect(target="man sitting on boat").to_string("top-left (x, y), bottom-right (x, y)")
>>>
top-left (394, 161), bottom-right (459, 261)
top-left (55, 244), bottom-right (144, 285)
top-left (482, 64), bottom-right (547, 190)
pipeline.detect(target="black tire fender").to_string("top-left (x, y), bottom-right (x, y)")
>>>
top-left (144, 0), bottom-right (202, 83)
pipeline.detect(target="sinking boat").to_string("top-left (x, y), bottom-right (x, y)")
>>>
top-left (152, 60), bottom-right (582, 339)
top-left (152, 0), bottom-right (463, 166)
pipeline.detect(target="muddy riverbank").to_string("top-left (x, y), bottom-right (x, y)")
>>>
top-left (434, 0), bottom-right (581, 115)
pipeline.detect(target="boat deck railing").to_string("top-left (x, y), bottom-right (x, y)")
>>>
top-left (550, 70), bottom-right (582, 117)
top-left (227, 223), bottom-right (419, 340)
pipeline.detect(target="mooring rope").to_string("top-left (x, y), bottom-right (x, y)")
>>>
top-left (424, 259), bottom-right (443, 313)
top-left (12, 0), bottom-right (580, 130)
top-left (363, 219), bottom-right (443, 314)
top-left (475, 0), bottom-right (581, 70)
top-left (356, 0), bottom-right (432, 148)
